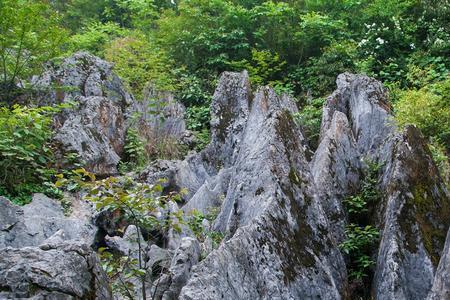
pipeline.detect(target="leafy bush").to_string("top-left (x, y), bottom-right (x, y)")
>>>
top-left (395, 78), bottom-right (450, 151)
top-left (229, 49), bottom-right (287, 86)
top-left (341, 161), bottom-right (381, 292)
top-left (0, 105), bottom-right (62, 204)
top-left (340, 224), bottom-right (380, 280)
top-left (104, 34), bottom-right (175, 98)
top-left (0, 0), bottom-right (67, 102)
top-left (187, 208), bottom-right (224, 248)
top-left (68, 22), bottom-right (130, 56)
top-left (57, 169), bottom-right (184, 299)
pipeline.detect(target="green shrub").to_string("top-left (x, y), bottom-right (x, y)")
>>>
top-left (341, 161), bottom-right (381, 289)
top-left (0, 105), bottom-right (62, 204)
top-left (68, 22), bottom-right (130, 56)
top-left (104, 33), bottom-right (175, 99)
top-left (0, 0), bottom-right (67, 102)
top-left (394, 78), bottom-right (450, 151)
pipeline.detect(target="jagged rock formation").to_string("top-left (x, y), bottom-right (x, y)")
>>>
top-left (3, 54), bottom-right (450, 299)
top-left (0, 241), bottom-right (111, 299)
top-left (144, 72), bottom-right (450, 299)
top-left (428, 227), bottom-right (450, 299)
top-left (32, 52), bottom-right (189, 176)
top-left (0, 194), bottom-right (95, 248)
top-left (313, 73), bottom-right (450, 299)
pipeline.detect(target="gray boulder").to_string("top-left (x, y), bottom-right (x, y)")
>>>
top-left (32, 51), bottom-right (132, 106)
top-left (0, 194), bottom-right (96, 248)
top-left (0, 241), bottom-right (111, 299)
top-left (153, 237), bottom-right (201, 300)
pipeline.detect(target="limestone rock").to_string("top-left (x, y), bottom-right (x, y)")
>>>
top-left (32, 51), bottom-right (132, 106)
top-left (0, 241), bottom-right (111, 299)
top-left (0, 194), bottom-right (96, 248)
top-left (427, 227), bottom-right (450, 299)
top-left (373, 126), bottom-right (450, 300)
top-left (179, 74), bottom-right (346, 299)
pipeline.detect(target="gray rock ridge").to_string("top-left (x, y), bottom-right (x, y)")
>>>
top-left (373, 126), bottom-right (450, 300)
top-left (177, 76), bottom-right (347, 299)
top-left (32, 51), bottom-right (132, 106)
top-left (0, 241), bottom-right (111, 299)
top-left (313, 73), bottom-right (450, 299)
top-left (0, 194), bottom-right (96, 248)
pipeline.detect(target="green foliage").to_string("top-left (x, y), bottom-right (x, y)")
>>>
top-left (104, 34), bottom-right (175, 98)
top-left (68, 22), bottom-right (130, 56)
top-left (340, 224), bottom-right (380, 280)
top-left (187, 208), bottom-right (224, 248)
top-left (60, 169), bottom-right (184, 299)
top-left (293, 98), bottom-right (325, 150)
top-left (230, 49), bottom-right (286, 86)
top-left (341, 161), bottom-right (381, 284)
top-left (186, 106), bottom-right (210, 132)
top-left (0, 105), bottom-right (63, 204)
top-left (0, 0), bottom-right (67, 102)
top-left (429, 139), bottom-right (450, 187)
top-left (120, 127), bottom-right (147, 173)
top-left (395, 78), bottom-right (450, 151)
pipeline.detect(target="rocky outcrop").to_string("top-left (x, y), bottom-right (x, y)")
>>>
top-left (33, 52), bottom-right (190, 175)
top-left (32, 52), bottom-right (131, 175)
top-left (0, 241), bottom-right (111, 299)
top-left (141, 72), bottom-right (342, 299)
top-left (0, 194), bottom-right (96, 248)
top-left (312, 73), bottom-right (450, 299)
top-left (140, 72), bottom-right (450, 299)
top-left (373, 126), bottom-right (450, 300)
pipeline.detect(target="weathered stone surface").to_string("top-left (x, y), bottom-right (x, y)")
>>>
top-left (0, 241), bottom-right (111, 299)
top-left (128, 84), bottom-right (187, 139)
top-left (32, 51), bottom-right (132, 106)
top-left (311, 110), bottom-right (361, 244)
top-left (33, 52), bottom-right (132, 175)
top-left (0, 194), bottom-right (96, 248)
top-left (315, 73), bottom-right (450, 299)
top-left (373, 126), bottom-right (450, 300)
top-left (147, 244), bottom-right (173, 272)
top-left (153, 237), bottom-right (201, 300)
top-left (105, 225), bottom-right (144, 259)
top-left (179, 74), bottom-right (346, 299)
top-left (428, 227), bottom-right (450, 300)
top-left (54, 95), bottom-right (126, 175)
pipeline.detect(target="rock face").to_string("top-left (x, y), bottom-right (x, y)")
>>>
top-left (0, 194), bottom-right (96, 248)
top-left (33, 52), bottom-right (132, 175)
top-left (33, 52), bottom-right (190, 175)
top-left (6, 63), bottom-right (448, 300)
top-left (0, 241), bottom-right (111, 299)
top-left (312, 73), bottom-right (450, 299)
top-left (428, 227), bottom-right (450, 299)
top-left (140, 72), bottom-right (449, 300)
top-left (144, 72), bottom-right (346, 299)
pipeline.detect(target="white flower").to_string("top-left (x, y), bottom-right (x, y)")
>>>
top-left (358, 39), bottom-right (368, 47)
top-left (410, 43), bottom-right (415, 49)
top-left (376, 37), bottom-right (385, 45)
